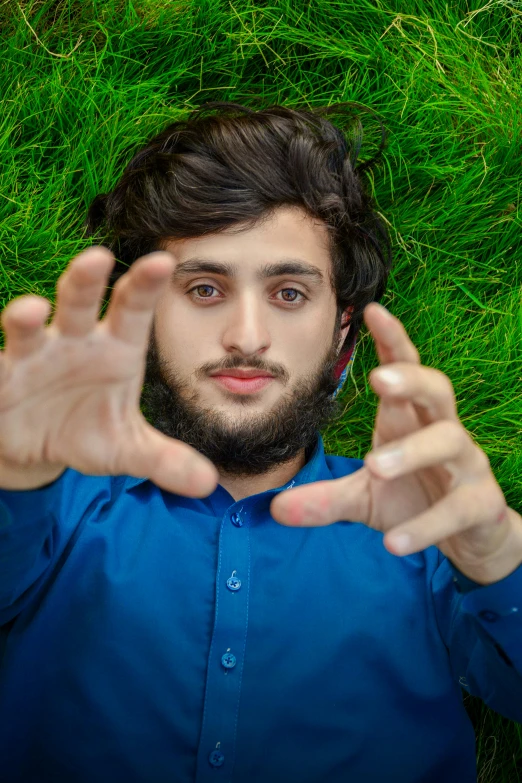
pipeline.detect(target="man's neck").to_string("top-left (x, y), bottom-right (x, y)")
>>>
top-left (217, 448), bottom-right (307, 502)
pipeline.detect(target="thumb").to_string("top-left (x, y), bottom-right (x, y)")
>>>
top-left (122, 420), bottom-right (219, 497)
top-left (270, 470), bottom-right (369, 527)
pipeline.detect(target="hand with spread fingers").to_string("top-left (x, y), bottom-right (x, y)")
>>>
top-left (270, 302), bottom-right (522, 586)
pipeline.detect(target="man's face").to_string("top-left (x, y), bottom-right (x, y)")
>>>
top-left (140, 206), bottom-right (351, 477)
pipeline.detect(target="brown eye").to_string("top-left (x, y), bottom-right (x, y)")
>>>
top-left (196, 285), bottom-right (215, 297)
top-left (188, 285), bottom-right (218, 300)
top-left (278, 288), bottom-right (305, 303)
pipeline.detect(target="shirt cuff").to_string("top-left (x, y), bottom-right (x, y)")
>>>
top-left (450, 558), bottom-right (522, 672)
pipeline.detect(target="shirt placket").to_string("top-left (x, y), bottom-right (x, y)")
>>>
top-left (195, 502), bottom-right (251, 782)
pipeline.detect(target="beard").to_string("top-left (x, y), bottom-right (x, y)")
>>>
top-left (139, 324), bottom-right (343, 478)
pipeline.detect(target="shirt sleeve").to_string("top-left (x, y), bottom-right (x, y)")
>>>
top-left (0, 468), bottom-right (73, 625)
top-left (430, 551), bottom-right (522, 724)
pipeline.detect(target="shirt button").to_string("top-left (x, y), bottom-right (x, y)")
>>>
top-left (208, 750), bottom-right (225, 767)
top-left (227, 576), bottom-right (241, 591)
top-left (231, 512), bottom-right (243, 527)
top-left (221, 652), bottom-right (237, 669)
top-left (479, 610), bottom-right (500, 623)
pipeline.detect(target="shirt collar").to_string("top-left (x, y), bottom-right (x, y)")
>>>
top-left (122, 431), bottom-right (331, 500)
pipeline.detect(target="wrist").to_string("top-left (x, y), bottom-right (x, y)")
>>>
top-left (0, 459), bottom-right (66, 491)
top-left (453, 508), bottom-right (522, 586)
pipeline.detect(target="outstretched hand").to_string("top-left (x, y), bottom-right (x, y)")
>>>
top-left (270, 302), bottom-right (522, 585)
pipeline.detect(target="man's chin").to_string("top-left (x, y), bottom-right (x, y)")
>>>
top-left (197, 392), bottom-right (281, 415)
top-left (203, 378), bottom-right (281, 409)
top-left (140, 378), bottom-right (339, 478)
top-left (141, 333), bottom-right (342, 476)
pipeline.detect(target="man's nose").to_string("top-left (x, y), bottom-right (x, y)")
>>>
top-left (221, 294), bottom-right (271, 356)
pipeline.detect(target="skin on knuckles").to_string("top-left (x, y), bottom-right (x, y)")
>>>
top-left (369, 363), bottom-right (460, 426)
top-left (366, 418), bottom-right (478, 483)
top-left (387, 479), bottom-right (508, 560)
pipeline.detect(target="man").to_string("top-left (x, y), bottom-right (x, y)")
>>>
top-left (0, 102), bottom-right (521, 783)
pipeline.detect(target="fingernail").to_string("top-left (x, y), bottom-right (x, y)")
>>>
top-left (372, 448), bottom-right (402, 472)
top-left (374, 368), bottom-right (402, 385)
top-left (376, 303), bottom-right (393, 318)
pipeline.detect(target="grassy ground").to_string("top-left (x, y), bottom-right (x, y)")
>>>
top-left (0, 0), bottom-right (521, 779)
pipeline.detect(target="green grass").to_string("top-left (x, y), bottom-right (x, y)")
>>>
top-left (1, 0), bottom-right (521, 779)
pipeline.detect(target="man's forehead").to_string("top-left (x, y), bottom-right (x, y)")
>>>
top-left (161, 205), bottom-right (333, 275)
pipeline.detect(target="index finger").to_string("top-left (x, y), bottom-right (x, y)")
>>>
top-left (364, 303), bottom-right (421, 366)
top-left (102, 251), bottom-right (176, 346)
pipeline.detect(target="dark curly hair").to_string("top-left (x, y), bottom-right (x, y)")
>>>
top-left (84, 101), bottom-right (393, 370)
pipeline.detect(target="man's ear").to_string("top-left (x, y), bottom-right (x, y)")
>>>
top-left (337, 306), bottom-right (353, 353)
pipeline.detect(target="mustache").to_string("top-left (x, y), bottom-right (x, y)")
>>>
top-left (198, 355), bottom-right (290, 384)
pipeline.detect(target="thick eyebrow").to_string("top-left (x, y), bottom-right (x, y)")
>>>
top-left (170, 258), bottom-right (325, 285)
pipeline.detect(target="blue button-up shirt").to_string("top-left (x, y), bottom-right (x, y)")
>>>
top-left (1, 433), bottom-right (521, 782)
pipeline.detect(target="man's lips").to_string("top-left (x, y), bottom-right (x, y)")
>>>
top-left (210, 370), bottom-right (275, 394)
top-left (210, 370), bottom-right (274, 379)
